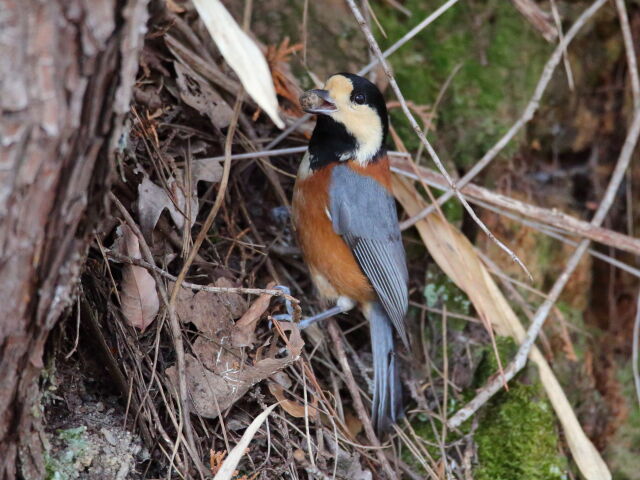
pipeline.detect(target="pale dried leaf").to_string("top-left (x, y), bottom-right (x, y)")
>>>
top-left (323, 434), bottom-right (372, 480)
top-left (232, 281), bottom-right (276, 347)
top-left (392, 175), bottom-right (611, 480)
top-left (116, 225), bottom-right (159, 331)
top-left (167, 319), bottom-right (303, 417)
top-left (174, 61), bottom-right (233, 129)
top-left (137, 175), bottom-right (195, 237)
top-left (191, 0), bottom-right (284, 128)
top-left (166, 354), bottom-right (250, 419)
top-left (268, 381), bottom-right (317, 418)
top-left (137, 169), bottom-right (221, 237)
top-left (173, 278), bottom-right (246, 334)
top-left (191, 158), bottom-right (223, 184)
top-left (213, 403), bottom-right (278, 480)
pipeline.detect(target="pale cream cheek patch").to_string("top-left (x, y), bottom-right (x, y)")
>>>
top-left (325, 76), bottom-right (384, 164)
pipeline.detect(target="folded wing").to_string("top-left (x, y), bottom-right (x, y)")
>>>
top-left (329, 163), bottom-right (409, 347)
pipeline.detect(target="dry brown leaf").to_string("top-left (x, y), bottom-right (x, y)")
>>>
top-left (173, 278), bottom-right (246, 335)
top-left (115, 225), bottom-right (159, 331)
top-left (322, 434), bottom-right (371, 480)
top-left (166, 353), bottom-right (247, 419)
top-left (392, 175), bottom-right (611, 480)
top-left (210, 450), bottom-right (227, 475)
top-left (137, 175), bottom-right (196, 238)
top-left (266, 38), bottom-right (304, 115)
top-left (191, 0), bottom-right (284, 128)
top-left (267, 381), bottom-right (318, 418)
top-left (232, 281), bottom-right (276, 347)
top-left (137, 160), bottom-right (222, 237)
top-left (174, 61), bottom-right (234, 129)
top-left (167, 321), bottom-right (303, 418)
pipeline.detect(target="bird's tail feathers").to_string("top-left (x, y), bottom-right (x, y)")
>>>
top-left (366, 301), bottom-right (403, 435)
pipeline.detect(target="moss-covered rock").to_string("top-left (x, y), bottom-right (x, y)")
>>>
top-left (473, 337), bottom-right (567, 480)
top-left (475, 383), bottom-right (567, 480)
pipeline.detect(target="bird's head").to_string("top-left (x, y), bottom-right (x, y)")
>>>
top-left (301, 73), bottom-right (388, 167)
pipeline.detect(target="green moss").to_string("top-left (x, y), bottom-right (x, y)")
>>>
top-left (373, 0), bottom-right (551, 166)
top-left (45, 427), bottom-right (91, 480)
top-left (424, 266), bottom-right (471, 332)
top-left (474, 336), bottom-right (518, 387)
top-left (475, 384), bottom-right (567, 480)
top-left (473, 338), bottom-right (567, 480)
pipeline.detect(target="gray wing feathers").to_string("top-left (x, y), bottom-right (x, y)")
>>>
top-left (330, 165), bottom-right (409, 347)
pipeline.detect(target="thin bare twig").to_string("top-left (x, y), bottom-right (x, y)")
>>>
top-left (633, 287), bottom-right (640, 410)
top-left (345, 0), bottom-right (533, 281)
top-left (615, 0), bottom-right (640, 109)
top-left (550, 0), bottom-right (574, 91)
top-left (510, 0), bottom-right (557, 42)
top-left (401, 0), bottom-right (609, 230)
top-left (105, 249), bottom-right (298, 301)
top-left (358, 0), bottom-right (460, 76)
top-left (391, 159), bottom-right (640, 257)
top-left (448, 103), bottom-right (640, 429)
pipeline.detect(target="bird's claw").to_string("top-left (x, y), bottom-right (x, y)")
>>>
top-left (271, 285), bottom-right (294, 323)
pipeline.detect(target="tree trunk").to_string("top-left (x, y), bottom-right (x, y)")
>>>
top-left (0, 1), bottom-right (148, 478)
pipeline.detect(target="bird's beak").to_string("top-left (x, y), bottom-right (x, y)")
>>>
top-left (300, 89), bottom-right (337, 115)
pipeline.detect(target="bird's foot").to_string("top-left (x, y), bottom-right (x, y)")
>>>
top-left (271, 285), bottom-right (295, 323)
top-left (298, 296), bottom-right (356, 329)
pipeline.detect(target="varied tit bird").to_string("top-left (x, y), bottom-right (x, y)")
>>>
top-left (292, 73), bottom-right (409, 433)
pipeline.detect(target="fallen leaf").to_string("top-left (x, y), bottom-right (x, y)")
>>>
top-left (392, 175), bottom-right (611, 480)
top-left (213, 404), bottom-right (278, 480)
top-left (137, 175), bottom-right (196, 238)
top-left (115, 225), bottom-right (159, 331)
top-left (191, 0), bottom-right (284, 128)
top-left (232, 281), bottom-right (276, 347)
top-left (165, 304), bottom-right (304, 418)
top-left (323, 433), bottom-right (372, 480)
top-left (173, 278), bottom-right (246, 335)
top-left (137, 160), bottom-right (222, 237)
top-left (210, 450), bottom-right (227, 476)
top-left (174, 61), bottom-right (234, 129)
top-left (267, 381), bottom-right (317, 418)
top-left (166, 354), bottom-right (248, 419)
top-left (266, 38), bottom-right (303, 115)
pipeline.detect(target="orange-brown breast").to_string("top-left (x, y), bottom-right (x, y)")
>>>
top-left (292, 155), bottom-right (393, 304)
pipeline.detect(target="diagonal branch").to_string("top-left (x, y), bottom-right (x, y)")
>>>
top-left (391, 158), bottom-right (640, 257)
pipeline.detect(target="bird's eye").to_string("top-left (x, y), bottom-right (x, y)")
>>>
top-left (353, 93), bottom-right (366, 105)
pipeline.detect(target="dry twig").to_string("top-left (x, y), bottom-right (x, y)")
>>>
top-left (110, 193), bottom-right (207, 477)
top-left (391, 159), bottom-right (640, 256)
top-left (633, 287), bottom-right (640, 410)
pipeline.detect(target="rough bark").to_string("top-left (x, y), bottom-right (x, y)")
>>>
top-left (0, 1), bottom-right (148, 478)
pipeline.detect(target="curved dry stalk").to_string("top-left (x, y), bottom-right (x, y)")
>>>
top-left (345, 0), bottom-right (533, 281)
top-left (400, 0), bottom-right (609, 229)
